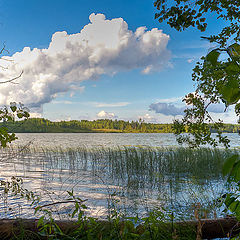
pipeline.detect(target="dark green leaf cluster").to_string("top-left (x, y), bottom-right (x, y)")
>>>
top-left (193, 43), bottom-right (240, 106)
top-left (221, 155), bottom-right (240, 220)
top-left (154, 0), bottom-right (240, 46)
top-left (174, 43), bottom-right (240, 148)
top-left (0, 102), bottom-right (29, 147)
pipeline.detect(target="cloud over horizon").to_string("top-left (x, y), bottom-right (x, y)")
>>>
top-left (139, 113), bottom-right (156, 122)
top-left (97, 110), bottom-right (116, 119)
top-left (147, 97), bottom-right (185, 119)
top-left (149, 102), bottom-right (185, 116)
top-left (149, 102), bottom-right (227, 116)
top-left (0, 13), bottom-right (170, 111)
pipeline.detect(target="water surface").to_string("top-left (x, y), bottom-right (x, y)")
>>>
top-left (0, 133), bottom-right (238, 219)
top-left (13, 132), bottom-right (240, 148)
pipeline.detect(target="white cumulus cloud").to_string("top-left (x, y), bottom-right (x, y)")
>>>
top-left (0, 13), bottom-right (170, 111)
top-left (97, 110), bottom-right (116, 119)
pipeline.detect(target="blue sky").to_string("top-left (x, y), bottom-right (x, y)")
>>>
top-left (0, 0), bottom-right (236, 123)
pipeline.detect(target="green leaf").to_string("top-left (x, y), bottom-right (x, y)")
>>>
top-left (205, 49), bottom-right (220, 66)
top-left (130, 233), bottom-right (140, 238)
top-left (225, 63), bottom-right (240, 75)
top-left (229, 43), bottom-right (240, 57)
top-left (222, 155), bottom-right (238, 176)
top-left (34, 206), bottom-right (41, 214)
top-left (225, 195), bottom-right (237, 208)
top-left (10, 106), bottom-right (17, 112)
top-left (67, 190), bottom-right (73, 197)
top-left (17, 112), bottom-right (23, 118)
top-left (218, 78), bottom-right (240, 105)
top-left (72, 208), bottom-right (78, 218)
top-left (235, 103), bottom-right (240, 116)
top-left (53, 222), bottom-right (63, 234)
top-left (81, 204), bottom-right (87, 209)
top-left (229, 200), bottom-right (240, 214)
top-left (24, 111), bottom-right (30, 118)
top-left (230, 161), bottom-right (240, 182)
top-left (37, 216), bottom-right (45, 228)
top-left (235, 165), bottom-right (240, 182)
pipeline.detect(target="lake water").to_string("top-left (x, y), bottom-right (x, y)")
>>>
top-left (0, 133), bottom-right (238, 220)
top-left (12, 132), bottom-right (240, 149)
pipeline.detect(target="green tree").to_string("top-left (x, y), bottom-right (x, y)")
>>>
top-left (154, 0), bottom-right (240, 147)
top-left (154, 1), bottom-right (240, 233)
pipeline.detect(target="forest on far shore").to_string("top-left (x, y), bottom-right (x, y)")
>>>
top-left (1, 118), bottom-right (240, 133)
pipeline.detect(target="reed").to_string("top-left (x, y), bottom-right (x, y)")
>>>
top-left (0, 145), bottom-right (236, 219)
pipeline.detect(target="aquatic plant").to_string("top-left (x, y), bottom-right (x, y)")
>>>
top-left (0, 145), bottom-right (236, 220)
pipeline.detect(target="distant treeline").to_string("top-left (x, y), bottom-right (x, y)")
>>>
top-left (1, 118), bottom-right (240, 133)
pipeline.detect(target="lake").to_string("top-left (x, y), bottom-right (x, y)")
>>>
top-left (0, 133), bottom-right (238, 220)
top-left (12, 132), bottom-right (240, 148)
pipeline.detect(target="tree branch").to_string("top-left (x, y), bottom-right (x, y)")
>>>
top-left (0, 71), bottom-right (23, 85)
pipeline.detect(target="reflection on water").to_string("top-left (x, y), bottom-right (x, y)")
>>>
top-left (0, 136), bottom-right (237, 219)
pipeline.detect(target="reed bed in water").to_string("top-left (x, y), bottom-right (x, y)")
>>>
top-left (0, 146), bottom-right (237, 219)
top-left (1, 145), bottom-right (236, 188)
top-left (40, 146), bottom-right (234, 180)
